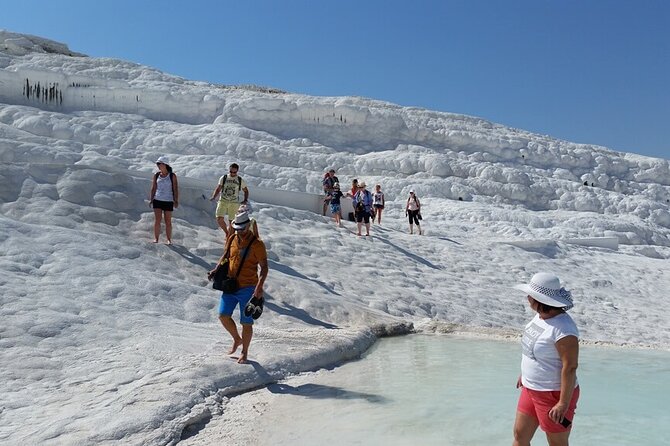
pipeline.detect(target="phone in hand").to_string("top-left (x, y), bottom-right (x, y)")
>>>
top-left (559, 417), bottom-right (572, 428)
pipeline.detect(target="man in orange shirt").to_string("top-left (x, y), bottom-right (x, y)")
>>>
top-left (208, 212), bottom-right (268, 364)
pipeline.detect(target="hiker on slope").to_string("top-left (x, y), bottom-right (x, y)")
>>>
top-left (210, 163), bottom-right (249, 237)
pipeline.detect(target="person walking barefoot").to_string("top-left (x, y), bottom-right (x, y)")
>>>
top-left (210, 163), bottom-right (249, 237)
top-left (373, 184), bottom-right (385, 224)
top-left (512, 273), bottom-right (580, 446)
top-left (327, 182), bottom-right (344, 227)
top-left (405, 190), bottom-right (422, 235)
top-left (352, 181), bottom-right (373, 236)
top-left (207, 212), bottom-right (268, 364)
top-left (149, 156), bottom-right (178, 244)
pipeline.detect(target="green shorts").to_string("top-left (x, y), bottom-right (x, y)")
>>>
top-left (216, 200), bottom-right (239, 220)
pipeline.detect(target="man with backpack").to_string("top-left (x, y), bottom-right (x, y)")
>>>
top-left (210, 163), bottom-right (249, 236)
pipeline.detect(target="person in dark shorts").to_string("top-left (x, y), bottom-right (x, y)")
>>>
top-left (149, 156), bottom-right (179, 244)
top-left (372, 184), bottom-right (385, 224)
top-left (405, 189), bottom-right (422, 235)
top-left (352, 181), bottom-right (373, 236)
top-left (321, 169), bottom-right (339, 216)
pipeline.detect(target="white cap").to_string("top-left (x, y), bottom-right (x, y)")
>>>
top-left (156, 156), bottom-right (170, 166)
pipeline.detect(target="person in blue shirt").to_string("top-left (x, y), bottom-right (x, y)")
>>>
top-left (352, 181), bottom-right (373, 236)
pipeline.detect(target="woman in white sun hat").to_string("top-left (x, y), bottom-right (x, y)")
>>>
top-left (512, 272), bottom-right (579, 446)
top-left (149, 156), bottom-right (179, 244)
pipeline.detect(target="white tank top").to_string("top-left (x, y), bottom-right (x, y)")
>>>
top-left (154, 173), bottom-right (174, 202)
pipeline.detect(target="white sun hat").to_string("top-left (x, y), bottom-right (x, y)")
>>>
top-left (231, 211), bottom-right (251, 230)
top-left (155, 156), bottom-right (170, 166)
top-left (513, 272), bottom-right (574, 310)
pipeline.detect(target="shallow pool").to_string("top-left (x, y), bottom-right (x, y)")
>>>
top-left (252, 335), bottom-right (670, 445)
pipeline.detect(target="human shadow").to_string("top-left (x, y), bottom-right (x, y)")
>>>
top-left (267, 383), bottom-right (388, 404)
top-left (264, 297), bottom-right (339, 329)
top-left (374, 237), bottom-right (441, 270)
top-left (167, 244), bottom-right (212, 269)
top-left (268, 260), bottom-right (342, 296)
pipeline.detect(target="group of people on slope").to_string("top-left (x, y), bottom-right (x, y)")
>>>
top-left (323, 171), bottom-right (386, 236)
top-left (149, 158), bottom-right (581, 446)
top-left (149, 157), bottom-right (267, 364)
top-left (322, 169), bottom-right (423, 236)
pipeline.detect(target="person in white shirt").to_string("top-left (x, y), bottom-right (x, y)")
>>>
top-left (405, 190), bottom-right (422, 234)
top-left (372, 184), bottom-right (385, 224)
top-left (149, 156), bottom-right (179, 244)
top-left (512, 272), bottom-right (580, 446)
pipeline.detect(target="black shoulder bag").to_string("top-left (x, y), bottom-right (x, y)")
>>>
top-left (213, 235), bottom-right (256, 293)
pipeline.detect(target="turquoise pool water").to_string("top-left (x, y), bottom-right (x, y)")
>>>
top-left (253, 335), bottom-right (670, 445)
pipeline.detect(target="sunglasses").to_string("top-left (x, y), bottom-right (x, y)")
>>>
top-left (229, 170), bottom-right (238, 174)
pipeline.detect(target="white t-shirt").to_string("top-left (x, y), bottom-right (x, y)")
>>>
top-left (218, 174), bottom-right (247, 202)
top-left (520, 312), bottom-right (579, 391)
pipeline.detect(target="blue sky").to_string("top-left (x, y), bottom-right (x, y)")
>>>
top-left (3, 0), bottom-right (668, 159)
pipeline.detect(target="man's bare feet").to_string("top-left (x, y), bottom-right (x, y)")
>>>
top-left (152, 239), bottom-right (159, 243)
top-left (237, 351), bottom-right (248, 364)
top-left (228, 337), bottom-right (242, 355)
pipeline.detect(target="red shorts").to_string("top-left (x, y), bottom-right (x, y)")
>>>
top-left (517, 386), bottom-right (580, 433)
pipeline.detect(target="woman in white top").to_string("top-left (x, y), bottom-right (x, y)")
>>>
top-left (372, 184), bottom-right (385, 224)
top-left (512, 272), bottom-right (579, 446)
top-left (405, 190), bottom-right (422, 234)
top-left (149, 156), bottom-right (179, 244)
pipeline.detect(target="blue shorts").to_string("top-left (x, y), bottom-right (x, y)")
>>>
top-left (218, 286), bottom-right (255, 324)
top-left (330, 203), bottom-right (341, 214)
